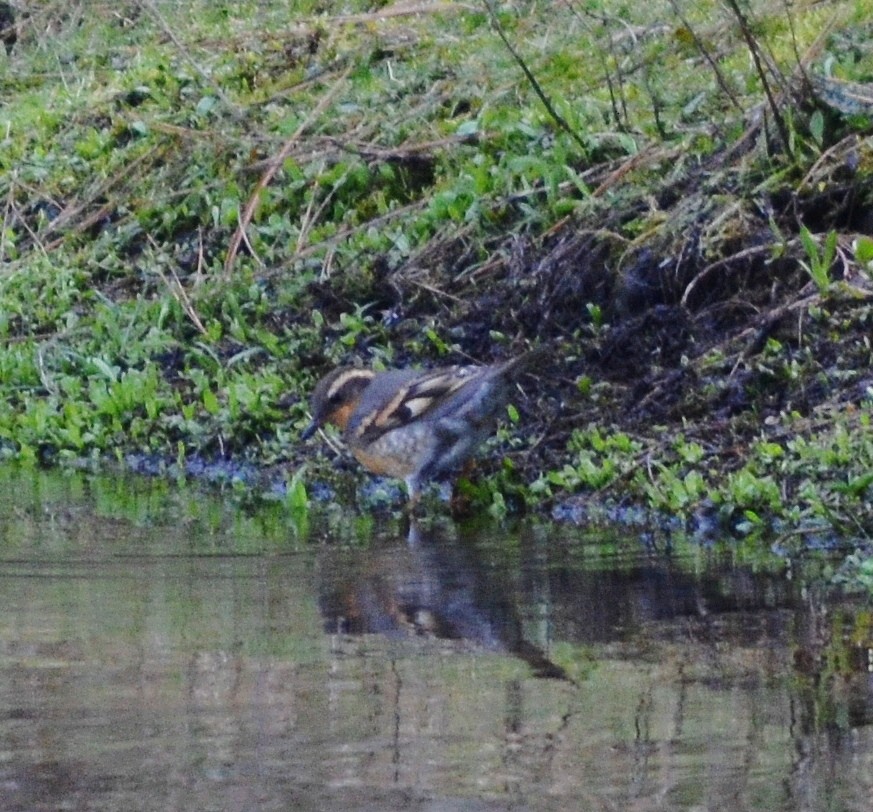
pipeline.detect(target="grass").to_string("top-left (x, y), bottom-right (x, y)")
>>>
top-left (2, 1), bottom-right (873, 575)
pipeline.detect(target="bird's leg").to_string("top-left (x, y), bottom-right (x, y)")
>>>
top-left (404, 477), bottom-right (422, 515)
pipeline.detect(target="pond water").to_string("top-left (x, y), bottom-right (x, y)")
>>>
top-left (1, 467), bottom-right (871, 812)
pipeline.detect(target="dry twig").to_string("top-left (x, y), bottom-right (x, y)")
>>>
top-left (146, 234), bottom-right (208, 335)
top-left (223, 65), bottom-right (352, 278)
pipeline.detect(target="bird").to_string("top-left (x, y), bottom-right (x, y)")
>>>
top-left (300, 353), bottom-right (538, 506)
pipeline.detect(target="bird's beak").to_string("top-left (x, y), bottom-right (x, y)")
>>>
top-left (300, 418), bottom-right (320, 441)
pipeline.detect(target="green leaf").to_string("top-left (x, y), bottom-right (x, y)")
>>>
top-left (202, 389), bottom-right (220, 415)
top-left (195, 95), bottom-right (218, 116)
top-left (835, 471), bottom-right (873, 497)
top-left (809, 110), bottom-right (824, 147)
top-left (286, 469), bottom-right (309, 513)
top-left (90, 357), bottom-right (120, 382)
top-left (855, 236), bottom-right (873, 266)
top-left (455, 119), bottom-right (480, 137)
top-left (799, 225), bottom-right (817, 260)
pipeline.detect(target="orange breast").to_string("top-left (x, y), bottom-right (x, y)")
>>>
top-left (352, 445), bottom-right (417, 479)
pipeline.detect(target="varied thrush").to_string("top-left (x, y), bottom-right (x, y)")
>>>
top-left (301, 353), bottom-right (537, 505)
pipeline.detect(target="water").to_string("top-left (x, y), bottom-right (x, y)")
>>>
top-left (1, 467), bottom-right (871, 811)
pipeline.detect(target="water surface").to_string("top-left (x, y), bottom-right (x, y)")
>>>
top-left (1, 467), bottom-right (871, 811)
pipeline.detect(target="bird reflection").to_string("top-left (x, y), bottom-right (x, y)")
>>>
top-left (317, 518), bottom-right (569, 680)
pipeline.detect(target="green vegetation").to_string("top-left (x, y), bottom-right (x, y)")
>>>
top-left (2, 1), bottom-right (873, 581)
top-left (534, 415), bottom-right (873, 541)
